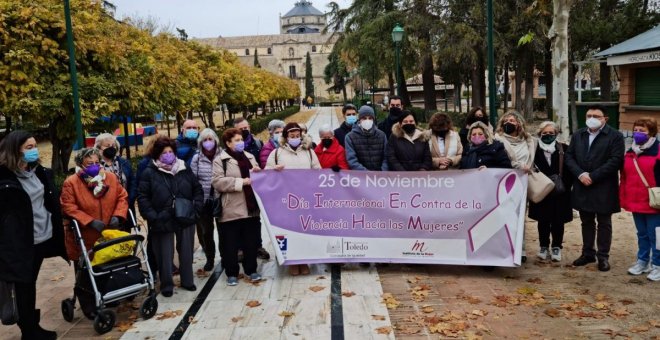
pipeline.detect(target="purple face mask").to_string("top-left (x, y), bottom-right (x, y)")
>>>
top-left (633, 131), bottom-right (650, 145)
top-left (202, 140), bottom-right (216, 151)
top-left (159, 152), bottom-right (176, 165)
top-left (84, 164), bottom-right (100, 177)
top-left (233, 141), bottom-right (245, 153)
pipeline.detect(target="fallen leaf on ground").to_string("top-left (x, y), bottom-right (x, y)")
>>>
top-left (115, 320), bottom-right (134, 332)
top-left (526, 277), bottom-right (543, 284)
top-left (231, 316), bottom-right (244, 323)
top-left (650, 319), bottom-right (660, 328)
top-left (156, 310), bottom-right (183, 320)
top-left (246, 300), bottom-right (261, 308)
top-left (592, 302), bottom-right (610, 310)
top-left (544, 308), bottom-right (561, 318)
top-left (422, 305), bottom-right (434, 313)
top-left (50, 275), bottom-right (64, 282)
top-left (630, 324), bottom-right (649, 333)
top-left (278, 311), bottom-right (295, 317)
top-left (375, 326), bottom-right (392, 335)
top-left (603, 329), bottom-right (627, 338)
top-left (316, 276), bottom-right (326, 280)
top-left (371, 314), bottom-right (386, 321)
top-left (397, 326), bottom-right (421, 334)
top-left (465, 331), bottom-right (484, 340)
top-left (619, 299), bottom-right (635, 305)
top-left (594, 293), bottom-right (608, 301)
top-left (342, 291), bottom-right (355, 297)
top-left (309, 285), bottom-right (325, 292)
top-left (471, 309), bottom-right (487, 317)
top-left (611, 308), bottom-right (630, 317)
top-left (516, 286), bottom-right (537, 295)
top-left (382, 293), bottom-right (400, 309)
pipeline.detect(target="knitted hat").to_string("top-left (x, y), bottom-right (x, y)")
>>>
top-left (358, 105), bottom-right (375, 119)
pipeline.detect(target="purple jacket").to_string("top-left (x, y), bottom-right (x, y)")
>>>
top-left (259, 139), bottom-right (277, 168)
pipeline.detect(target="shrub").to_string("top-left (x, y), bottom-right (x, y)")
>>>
top-left (220, 105), bottom-right (301, 136)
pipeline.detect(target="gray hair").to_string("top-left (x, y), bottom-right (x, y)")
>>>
top-left (74, 147), bottom-right (101, 167)
top-left (268, 119), bottom-right (285, 133)
top-left (94, 133), bottom-right (119, 149)
top-left (197, 128), bottom-right (220, 148)
top-left (536, 121), bottom-right (559, 136)
top-left (318, 124), bottom-right (333, 136)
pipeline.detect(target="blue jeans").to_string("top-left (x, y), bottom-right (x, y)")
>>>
top-left (632, 213), bottom-right (660, 266)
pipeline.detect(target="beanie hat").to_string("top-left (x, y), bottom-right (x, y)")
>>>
top-left (282, 122), bottom-right (301, 137)
top-left (358, 105), bottom-right (375, 120)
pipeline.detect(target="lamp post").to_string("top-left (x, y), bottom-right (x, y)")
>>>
top-left (392, 24), bottom-right (405, 96)
top-left (64, 0), bottom-right (83, 150)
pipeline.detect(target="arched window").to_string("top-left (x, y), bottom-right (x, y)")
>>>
top-left (288, 48), bottom-right (294, 57)
top-left (267, 47), bottom-right (272, 55)
top-left (312, 45), bottom-right (317, 53)
top-left (245, 49), bottom-right (250, 56)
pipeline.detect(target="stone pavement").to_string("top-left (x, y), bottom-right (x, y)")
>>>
top-left (303, 106), bottom-right (340, 144)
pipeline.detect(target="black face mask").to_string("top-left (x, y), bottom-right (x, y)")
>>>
top-left (321, 139), bottom-right (333, 148)
top-left (402, 124), bottom-right (416, 135)
top-left (389, 107), bottom-right (403, 119)
top-left (541, 135), bottom-right (557, 144)
top-left (503, 123), bottom-right (517, 134)
top-left (434, 129), bottom-right (448, 138)
top-left (102, 147), bottom-right (117, 159)
top-left (241, 129), bottom-right (250, 140)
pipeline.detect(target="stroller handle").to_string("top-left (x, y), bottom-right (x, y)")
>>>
top-left (90, 234), bottom-right (145, 253)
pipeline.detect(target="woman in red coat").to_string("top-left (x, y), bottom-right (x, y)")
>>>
top-left (619, 118), bottom-right (660, 281)
top-left (314, 124), bottom-right (349, 170)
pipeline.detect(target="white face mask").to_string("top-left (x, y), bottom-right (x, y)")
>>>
top-left (360, 119), bottom-right (374, 130)
top-left (586, 117), bottom-right (602, 129)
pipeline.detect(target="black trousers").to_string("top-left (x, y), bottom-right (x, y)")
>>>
top-left (15, 242), bottom-right (47, 335)
top-left (537, 221), bottom-right (565, 248)
top-left (221, 217), bottom-right (260, 277)
top-left (196, 212), bottom-right (216, 260)
top-left (578, 211), bottom-right (613, 260)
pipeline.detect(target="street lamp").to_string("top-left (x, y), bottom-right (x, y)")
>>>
top-left (64, 0), bottom-right (83, 150)
top-left (391, 24), bottom-right (404, 96)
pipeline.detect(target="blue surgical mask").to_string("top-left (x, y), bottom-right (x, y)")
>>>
top-left (22, 148), bottom-right (39, 163)
top-left (185, 129), bottom-right (198, 140)
top-left (346, 115), bottom-right (358, 126)
top-left (288, 138), bottom-right (302, 148)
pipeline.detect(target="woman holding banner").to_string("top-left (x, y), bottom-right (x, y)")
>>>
top-left (266, 122), bottom-right (321, 276)
top-left (494, 111), bottom-right (536, 172)
top-left (460, 122), bottom-right (512, 170)
top-left (428, 113), bottom-right (462, 170)
top-left (386, 111), bottom-right (433, 171)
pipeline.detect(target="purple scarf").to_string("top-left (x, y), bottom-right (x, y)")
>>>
top-left (225, 149), bottom-right (258, 212)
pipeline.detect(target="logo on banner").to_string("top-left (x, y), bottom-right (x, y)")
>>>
top-left (275, 235), bottom-right (287, 251)
top-left (326, 240), bottom-right (341, 253)
top-left (402, 240), bottom-right (435, 257)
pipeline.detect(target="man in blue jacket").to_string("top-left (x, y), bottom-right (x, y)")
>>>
top-left (176, 119), bottom-right (199, 166)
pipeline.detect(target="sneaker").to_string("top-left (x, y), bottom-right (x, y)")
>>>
top-left (647, 265), bottom-right (660, 281)
top-left (249, 273), bottom-right (262, 282)
top-left (627, 260), bottom-right (651, 275)
top-left (227, 276), bottom-right (239, 286)
top-left (551, 248), bottom-right (562, 262)
top-left (537, 247), bottom-right (549, 260)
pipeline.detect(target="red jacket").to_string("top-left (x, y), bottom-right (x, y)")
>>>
top-left (314, 138), bottom-right (349, 170)
top-left (620, 141), bottom-right (660, 214)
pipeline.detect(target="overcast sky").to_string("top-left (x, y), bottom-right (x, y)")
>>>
top-left (112, 0), bottom-right (352, 38)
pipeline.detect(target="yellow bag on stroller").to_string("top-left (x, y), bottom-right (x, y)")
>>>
top-left (90, 229), bottom-right (136, 266)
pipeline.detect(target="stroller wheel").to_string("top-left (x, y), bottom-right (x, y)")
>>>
top-left (140, 295), bottom-right (158, 320)
top-left (93, 309), bottom-right (116, 334)
top-left (61, 299), bottom-right (75, 322)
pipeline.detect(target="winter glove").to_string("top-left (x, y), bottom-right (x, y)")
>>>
top-left (109, 216), bottom-right (120, 228)
top-left (331, 165), bottom-right (341, 173)
top-left (88, 219), bottom-right (105, 233)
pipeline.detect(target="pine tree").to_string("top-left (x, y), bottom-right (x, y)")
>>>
top-left (305, 52), bottom-right (314, 101)
top-left (253, 48), bottom-right (261, 68)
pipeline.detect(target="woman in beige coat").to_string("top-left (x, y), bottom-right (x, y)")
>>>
top-left (266, 122), bottom-right (321, 275)
top-left (212, 128), bottom-right (263, 286)
top-left (427, 113), bottom-right (463, 170)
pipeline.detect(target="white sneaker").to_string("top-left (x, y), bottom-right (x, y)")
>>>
top-left (627, 260), bottom-right (651, 275)
top-left (537, 247), bottom-right (549, 260)
top-left (647, 265), bottom-right (660, 281)
top-left (551, 247), bottom-right (562, 262)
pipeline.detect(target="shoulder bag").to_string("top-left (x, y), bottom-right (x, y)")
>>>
top-left (0, 281), bottom-right (18, 325)
top-left (549, 143), bottom-right (566, 195)
top-left (162, 173), bottom-right (197, 225)
top-left (528, 165), bottom-right (555, 203)
top-left (203, 159), bottom-right (227, 218)
top-left (632, 157), bottom-right (660, 209)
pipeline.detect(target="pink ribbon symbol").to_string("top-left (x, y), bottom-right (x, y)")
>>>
top-left (468, 172), bottom-right (525, 256)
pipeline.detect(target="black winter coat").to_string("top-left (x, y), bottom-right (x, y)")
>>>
top-left (0, 165), bottom-right (66, 283)
top-left (334, 122), bottom-right (352, 147)
top-left (565, 125), bottom-right (624, 214)
top-left (460, 140), bottom-right (512, 169)
top-left (528, 143), bottom-right (574, 223)
top-left (137, 161), bottom-right (204, 233)
top-left (386, 125), bottom-right (433, 171)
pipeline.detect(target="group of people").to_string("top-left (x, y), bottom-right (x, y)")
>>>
top-left (1, 101), bottom-right (658, 339)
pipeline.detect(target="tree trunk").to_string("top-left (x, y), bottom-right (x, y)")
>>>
top-left (5, 115), bottom-right (11, 133)
top-left (122, 116), bottom-right (131, 160)
top-left (49, 118), bottom-right (74, 174)
top-left (206, 111), bottom-right (215, 129)
top-left (421, 41), bottom-right (437, 111)
top-left (550, 0), bottom-right (571, 140)
top-left (470, 48), bottom-right (486, 109)
top-left (514, 62), bottom-right (523, 111)
top-left (544, 40), bottom-right (553, 120)
top-left (399, 66), bottom-right (412, 107)
top-left (569, 64), bottom-right (579, 133)
top-left (455, 82), bottom-right (462, 113)
top-left (524, 57), bottom-right (535, 120)
top-left (599, 61), bottom-right (611, 101)
top-left (503, 61), bottom-right (510, 113)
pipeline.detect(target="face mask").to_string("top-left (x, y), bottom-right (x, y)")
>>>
top-left (389, 107), bottom-right (403, 119)
top-left (633, 131), bottom-right (650, 145)
top-left (233, 141), bottom-right (245, 153)
top-left (360, 119), bottom-right (374, 130)
top-left (503, 122), bottom-right (517, 134)
top-left (540, 135), bottom-right (557, 144)
top-left (402, 124), bottom-right (416, 135)
top-left (435, 129), bottom-right (448, 138)
top-left (202, 140), bottom-right (216, 151)
top-left (185, 129), bottom-right (198, 140)
top-left (471, 135), bottom-right (486, 145)
top-left (321, 139), bottom-right (333, 148)
top-left (102, 146), bottom-right (117, 159)
top-left (84, 164), bottom-right (101, 177)
top-left (346, 115), bottom-right (358, 125)
top-left (273, 133), bottom-right (282, 141)
top-left (241, 129), bottom-right (250, 140)
top-left (586, 117), bottom-right (602, 130)
top-left (159, 152), bottom-right (176, 165)
top-left (22, 148), bottom-right (39, 163)
top-left (288, 137), bottom-right (301, 148)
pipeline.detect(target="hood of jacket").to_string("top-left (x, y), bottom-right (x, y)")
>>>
top-left (391, 123), bottom-right (429, 143)
top-left (278, 134), bottom-right (314, 151)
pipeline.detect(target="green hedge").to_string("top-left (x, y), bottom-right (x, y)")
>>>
top-left (220, 105), bottom-right (301, 136)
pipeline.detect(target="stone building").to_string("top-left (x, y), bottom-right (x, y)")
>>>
top-left (196, 1), bottom-right (351, 103)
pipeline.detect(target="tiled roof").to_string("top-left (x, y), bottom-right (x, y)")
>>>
top-left (282, 1), bottom-right (324, 18)
top-left (196, 33), bottom-right (336, 49)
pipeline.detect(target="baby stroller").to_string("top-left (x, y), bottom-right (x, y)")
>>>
top-left (60, 210), bottom-right (158, 334)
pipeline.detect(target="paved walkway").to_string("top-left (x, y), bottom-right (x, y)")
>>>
top-left (304, 107), bottom-right (340, 144)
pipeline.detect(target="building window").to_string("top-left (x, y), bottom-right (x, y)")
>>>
top-left (287, 19), bottom-right (290, 24)
top-left (312, 45), bottom-right (317, 53)
top-left (302, 17), bottom-right (305, 23)
top-left (245, 49), bottom-right (250, 56)
top-left (288, 48), bottom-right (294, 57)
top-left (289, 65), bottom-right (297, 79)
top-left (267, 47), bottom-right (272, 55)
top-left (317, 17), bottom-right (321, 23)
top-left (635, 67), bottom-right (660, 106)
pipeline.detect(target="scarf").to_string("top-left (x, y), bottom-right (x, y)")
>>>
top-left (155, 159), bottom-right (180, 174)
top-left (631, 137), bottom-right (656, 155)
top-left (226, 149), bottom-right (258, 212)
top-left (77, 170), bottom-right (109, 198)
top-left (101, 157), bottom-right (126, 188)
top-left (538, 139), bottom-right (556, 154)
top-left (499, 133), bottom-right (531, 166)
top-left (463, 143), bottom-right (488, 169)
top-left (202, 147), bottom-right (216, 161)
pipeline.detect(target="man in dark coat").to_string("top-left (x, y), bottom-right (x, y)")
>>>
top-left (377, 95), bottom-right (403, 139)
top-left (565, 105), bottom-right (625, 272)
top-left (334, 104), bottom-right (358, 147)
top-left (234, 117), bottom-right (263, 163)
top-left (345, 105), bottom-right (388, 171)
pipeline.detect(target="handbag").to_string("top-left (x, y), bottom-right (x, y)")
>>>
top-left (527, 166), bottom-right (555, 203)
top-left (161, 174), bottom-right (198, 225)
top-left (632, 157), bottom-right (660, 209)
top-left (549, 143), bottom-right (566, 195)
top-left (0, 281), bottom-right (19, 325)
top-left (203, 186), bottom-right (222, 218)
